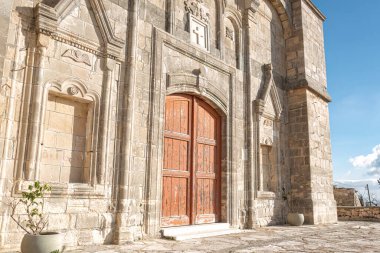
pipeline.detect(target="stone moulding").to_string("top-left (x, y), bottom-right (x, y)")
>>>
top-left (287, 78), bottom-right (332, 102)
top-left (166, 72), bottom-right (228, 113)
top-left (62, 49), bottom-right (92, 66)
top-left (255, 63), bottom-right (283, 119)
top-left (35, 0), bottom-right (125, 60)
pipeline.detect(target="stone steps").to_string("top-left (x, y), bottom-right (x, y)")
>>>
top-left (161, 223), bottom-right (241, 241)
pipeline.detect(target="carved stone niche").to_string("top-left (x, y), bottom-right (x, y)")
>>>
top-left (255, 63), bottom-right (283, 198)
top-left (38, 80), bottom-right (99, 186)
top-left (185, 0), bottom-right (210, 50)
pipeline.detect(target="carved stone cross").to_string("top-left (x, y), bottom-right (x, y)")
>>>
top-left (193, 26), bottom-right (204, 45)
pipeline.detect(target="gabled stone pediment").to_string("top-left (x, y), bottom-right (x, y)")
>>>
top-left (36, 0), bottom-right (124, 59)
top-left (255, 63), bottom-right (283, 119)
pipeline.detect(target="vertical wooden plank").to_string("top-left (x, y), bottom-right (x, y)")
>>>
top-left (179, 178), bottom-right (187, 215)
top-left (172, 139), bottom-right (180, 170)
top-left (198, 106), bottom-right (204, 137)
top-left (179, 141), bottom-right (187, 171)
top-left (180, 101), bottom-right (189, 134)
top-left (176, 101), bottom-right (182, 133)
top-left (210, 179), bottom-right (215, 213)
top-left (197, 179), bottom-right (202, 214)
top-left (210, 145), bottom-right (215, 173)
top-left (204, 113), bottom-right (209, 138)
top-left (167, 138), bottom-right (172, 169)
top-left (204, 145), bottom-right (209, 173)
top-left (205, 179), bottom-right (210, 214)
top-left (162, 177), bottom-right (171, 217)
top-left (171, 177), bottom-right (179, 216)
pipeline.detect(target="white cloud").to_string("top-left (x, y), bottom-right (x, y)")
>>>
top-left (349, 144), bottom-right (380, 177)
top-left (334, 179), bottom-right (378, 189)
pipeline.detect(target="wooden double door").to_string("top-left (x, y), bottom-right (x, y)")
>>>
top-left (161, 94), bottom-right (221, 227)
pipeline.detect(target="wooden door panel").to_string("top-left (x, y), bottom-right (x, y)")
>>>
top-left (194, 98), bottom-right (220, 225)
top-left (161, 95), bottom-right (191, 227)
top-left (162, 95), bottom-right (220, 227)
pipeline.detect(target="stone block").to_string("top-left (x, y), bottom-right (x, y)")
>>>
top-left (76, 213), bottom-right (99, 229)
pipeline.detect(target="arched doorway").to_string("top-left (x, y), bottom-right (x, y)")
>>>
top-left (161, 94), bottom-right (221, 227)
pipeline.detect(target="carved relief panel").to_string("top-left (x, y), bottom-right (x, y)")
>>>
top-left (185, 0), bottom-right (211, 50)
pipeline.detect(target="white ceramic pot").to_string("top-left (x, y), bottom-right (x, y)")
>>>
top-left (21, 232), bottom-right (64, 253)
top-left (287, 213), bottom-right (304, 226)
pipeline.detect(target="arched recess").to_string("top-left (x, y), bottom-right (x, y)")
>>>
top-left (246, 0), bottom-right (293, 39)
top-left (267, 0), bottom-right (292, 39)
top-left (24, 77), bottom-right (101, 186)
top-left (224, 7), bottom-right (242, 69)
top-left (254, 64), bottom-right (283, 196)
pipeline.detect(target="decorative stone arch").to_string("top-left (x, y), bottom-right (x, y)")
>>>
top-left (166, 72), bottom-right (228, 115)
top-left (245, 0), bottom-right (293, 39)
top-left (267, 0), bottom-right (293, 38)
top-left (224, 7), bottom-right (243, 69)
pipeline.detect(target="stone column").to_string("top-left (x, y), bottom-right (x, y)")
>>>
top-left (242, 0), bottom-right (260, 228)
top-left (115, 0), bottom-right (139, 244)
top-left (97, 58), bottom-right (115, 184)
top-left (25, 33), bottom-right (49, 180)
top-left (165, 0), bottom-right (175, 34)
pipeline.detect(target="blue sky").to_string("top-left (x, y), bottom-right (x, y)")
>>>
top-left (313, 0), bottom-right (380, 200)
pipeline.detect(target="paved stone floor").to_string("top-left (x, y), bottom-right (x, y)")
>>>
top-left (5, 221), bottom-right (380, 252)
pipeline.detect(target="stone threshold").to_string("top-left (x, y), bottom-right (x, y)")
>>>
top-left (161, 223), bottom-right (241, 241)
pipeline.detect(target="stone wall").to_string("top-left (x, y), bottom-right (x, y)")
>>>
top-left (338, 207), bottom-right (380, 221)
top-left (0, 0), bottom-right (337, 250)
top-left (334, 187), bottom-right (362, 207)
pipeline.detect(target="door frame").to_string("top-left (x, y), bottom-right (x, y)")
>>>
top-left (143, 28), bottom-right (238, 238)
top-left (161, 94), bottom-right (222, 226)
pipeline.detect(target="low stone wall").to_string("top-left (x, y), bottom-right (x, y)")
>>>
top-left (337, 207), bottom-right (380, 221)
top-left (334, 187), bottom-right (362, 207)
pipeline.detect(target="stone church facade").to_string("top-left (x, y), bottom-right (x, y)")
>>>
top-left (0, 0), bottom-right (337, 249)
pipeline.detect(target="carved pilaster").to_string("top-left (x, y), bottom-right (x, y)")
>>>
top-left (97, 58), bottom-right (116, 184)
top-left (25, 34), bottom-right (49, 180)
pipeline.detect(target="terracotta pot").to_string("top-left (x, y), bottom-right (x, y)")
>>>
top-left (21, 232), bottom-right (64, 253)
top-left (287, 213), bottom-right (304, 226)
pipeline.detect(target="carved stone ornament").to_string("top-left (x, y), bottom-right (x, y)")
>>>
top-left (62, 49), bottom-right (92, 66)
top-left (261, 137), bottom-right (273, 146)
top-left (67, 86), bottom-right (79, 95)
top-left (226, 27), bottom-right (234, 41)
top-left (184, 0), bottom-right (210, 23)
top-left (245, 0), bottom-right (261, 12)
top-left (263, 119), bottom-right (273, 127)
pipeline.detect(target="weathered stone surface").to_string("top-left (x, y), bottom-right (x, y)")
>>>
top-left (334, 187), bottom-right (362, 207)
top-left (0, 0), bottom-right (336, 250)
top-left (24, 222), bottom-right (380, 252)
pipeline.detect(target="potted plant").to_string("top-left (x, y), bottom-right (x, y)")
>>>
top-left (287, 197), bottom-right (304, 226)
top-left (7, 181), bottom-right (64, 253)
